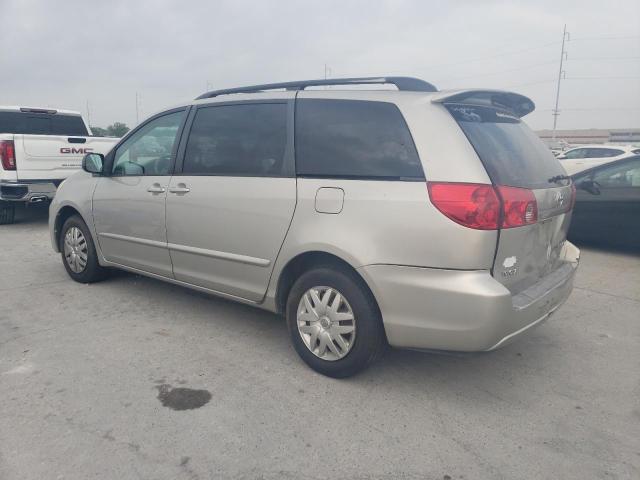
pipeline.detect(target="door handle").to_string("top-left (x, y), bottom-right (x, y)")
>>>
top-left (147, 184), bottom-right (166, 194)
top-left (169, 183), bottom-right (190, 194)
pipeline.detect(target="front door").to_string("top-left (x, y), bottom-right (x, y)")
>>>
top-left (92, 110), bottom-right (187, 276)
top-left (166, 99), bottom-right (296, 302)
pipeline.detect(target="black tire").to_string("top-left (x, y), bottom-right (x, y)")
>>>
top-left (60, 215), bottom-right (109, 283)
top-left (0, 201), bottom-right (16, 225)
top-left (286, 265), bottom-right (386, 378)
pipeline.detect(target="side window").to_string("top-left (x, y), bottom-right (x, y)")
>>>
top-left (295, 99), bottom-right (424, 179)
top-left (593, 159), bottom-right (640, 188)
top-left (182, 103), bottom-right (288, 176)
top-left (112, 111), bottom-right (184, 176)
top-left (564, 148), bottom-right (586, 159)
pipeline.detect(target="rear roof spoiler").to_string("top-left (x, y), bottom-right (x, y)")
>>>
top-left (431, 89), bottom-right (535, 117)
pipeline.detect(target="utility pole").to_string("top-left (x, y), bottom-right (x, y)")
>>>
top-left (86, 100), bottom-right (91, 127)
top-left (135, 92), bottom-right (140, 124)
top-left (552, 24), bottom-right (569, 140)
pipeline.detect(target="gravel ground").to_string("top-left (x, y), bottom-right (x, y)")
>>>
top-left (1, 204), bottom-right (638, 480)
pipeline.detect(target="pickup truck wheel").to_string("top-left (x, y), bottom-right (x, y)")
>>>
top-left (286, 266), bottom-right (385, 378)
top-left (60, 215), bottom-right (108, 283)
top-left (0, 201), bottom-right (16, 225)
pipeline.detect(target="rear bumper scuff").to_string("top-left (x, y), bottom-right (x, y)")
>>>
top-left (358, 241), bottom-right (580, 352)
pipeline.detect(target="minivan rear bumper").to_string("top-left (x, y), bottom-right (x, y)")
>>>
top-left (359, 241), bottom-right (580, 352)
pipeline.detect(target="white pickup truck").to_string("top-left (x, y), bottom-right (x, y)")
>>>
top-left (0, 106), bottom-right (119, 224)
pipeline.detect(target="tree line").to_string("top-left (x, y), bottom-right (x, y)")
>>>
top-left (90, 122), bottom-right (130, 137)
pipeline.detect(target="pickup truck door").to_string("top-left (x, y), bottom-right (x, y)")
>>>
top-left (165, 99), bottom-right (296, 302)
top-left (92, 109), bottom-right (187, 277)
top-left (17, 135), bottom-right (119, 181)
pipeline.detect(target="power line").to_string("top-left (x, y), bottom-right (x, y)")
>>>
top-left (565, 76), bottom-right (640, 80)
top-left (571, 35), bottom-right (640, 41)
top-left (441, 60), bottom-right (557, 82)
top-left (425, 40), bottom-right (560, 69)
top-left (568, 56), bottom-right (640, 61)
top-left (504, 79), bottom-right (556, 88)
top-left (539, 107), bottom-right (640, 111)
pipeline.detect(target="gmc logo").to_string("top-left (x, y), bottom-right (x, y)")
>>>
top-left (60, 147), bottom-right (93, 154)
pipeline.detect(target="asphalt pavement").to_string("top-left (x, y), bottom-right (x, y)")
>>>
top-left (1, 204), bottom-right (638, 479)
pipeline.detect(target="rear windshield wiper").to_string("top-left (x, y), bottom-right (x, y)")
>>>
top-left (548, 174), bottom-right (571, 184)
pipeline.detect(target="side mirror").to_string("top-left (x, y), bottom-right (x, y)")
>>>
top-left (82, 153), bottom-right (104, 174)
top-left (577, 179), bottom-right (601, 195)
top-left (557, 154), bottom-right (567, 160)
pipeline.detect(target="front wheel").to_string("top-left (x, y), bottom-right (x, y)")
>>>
top-left (286, 266), bottom-right (385, 378)
top-left (60, 215), bottom-right (109, 283)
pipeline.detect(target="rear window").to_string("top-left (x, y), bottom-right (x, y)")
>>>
top-left (0, 111), bottom-right (88, 136)
top-left (295, 99), bottom-right (424, 180)
top-left (447, 104), bottom-right (564, 189)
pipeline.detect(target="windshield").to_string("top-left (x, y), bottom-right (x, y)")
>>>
top-left (447, 104), bottom-right (565, 189)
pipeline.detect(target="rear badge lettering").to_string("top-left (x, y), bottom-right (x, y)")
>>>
top-left (60, 147), bottom-right (93, 154)
top-left (502, 256), bottom-right (517, 268)
top-left (502, 267), bottom-right (518, 278)
top-left (502, 256), bottom-right (518, 278)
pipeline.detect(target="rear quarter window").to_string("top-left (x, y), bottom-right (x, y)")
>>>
top-left (447, 104), bottom-right (564, 189)
top-left (295, 99), bottom-right (424, 180)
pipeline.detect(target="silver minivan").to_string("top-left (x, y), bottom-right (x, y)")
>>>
top-left (49, 77), bottom-right (580, 377)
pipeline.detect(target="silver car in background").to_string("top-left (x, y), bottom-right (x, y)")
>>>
top-left (49, 77), bottom-right (580, 377)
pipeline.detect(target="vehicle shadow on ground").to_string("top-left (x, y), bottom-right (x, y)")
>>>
top-left (103, 266), bottom-right (550, 392)
top-left (10, 203), bottom-right (50, 225)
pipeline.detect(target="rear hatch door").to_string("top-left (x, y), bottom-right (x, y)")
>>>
top-left (446, 102), bottom-right (572, 294)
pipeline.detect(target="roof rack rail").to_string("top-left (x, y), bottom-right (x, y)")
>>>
top-left (195, 76), bottom-right (437, 99)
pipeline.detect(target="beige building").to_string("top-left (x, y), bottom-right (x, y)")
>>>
top-left (536, 128), bottom-right (640, 147)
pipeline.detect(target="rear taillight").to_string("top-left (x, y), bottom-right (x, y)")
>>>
top-left (495, 185), bottom-right (538, 228)
top-left (427, 182), bottom-right (538, 230)
top-left (427, 182), bottom-right (500, 230)
top-left (0, 140), bottom-right (16, 170)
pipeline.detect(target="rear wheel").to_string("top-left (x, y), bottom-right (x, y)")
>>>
top-left (60, 215), bottom-right (108, 283)
top-left (286, 266), bottom-right (385, 378)
top-left (0, 201), bottom-right (16, 225)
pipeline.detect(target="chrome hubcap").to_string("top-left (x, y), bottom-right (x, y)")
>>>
top-left (297, 286), bottom-right (356, 361)
top-left (63, 226), bottom-right (88, 273)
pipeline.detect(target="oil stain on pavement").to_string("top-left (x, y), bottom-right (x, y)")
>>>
top-left (156, 384), bottom-right (211, 410)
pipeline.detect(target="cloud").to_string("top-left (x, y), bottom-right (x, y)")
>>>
top-left (1, 0), bottom-right (638, 130)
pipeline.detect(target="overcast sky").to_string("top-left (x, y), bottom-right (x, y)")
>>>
top-left (2, 0), bottom-right (638, 131)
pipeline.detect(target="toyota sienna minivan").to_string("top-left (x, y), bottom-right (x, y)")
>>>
top-left (49, 77), bottom-right (580, 377)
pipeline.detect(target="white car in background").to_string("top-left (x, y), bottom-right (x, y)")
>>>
top-left (557, 144), bottom-right (640, 175)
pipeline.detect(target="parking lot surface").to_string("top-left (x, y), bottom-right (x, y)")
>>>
top-left (1, 205), bottom-right (638, 480)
